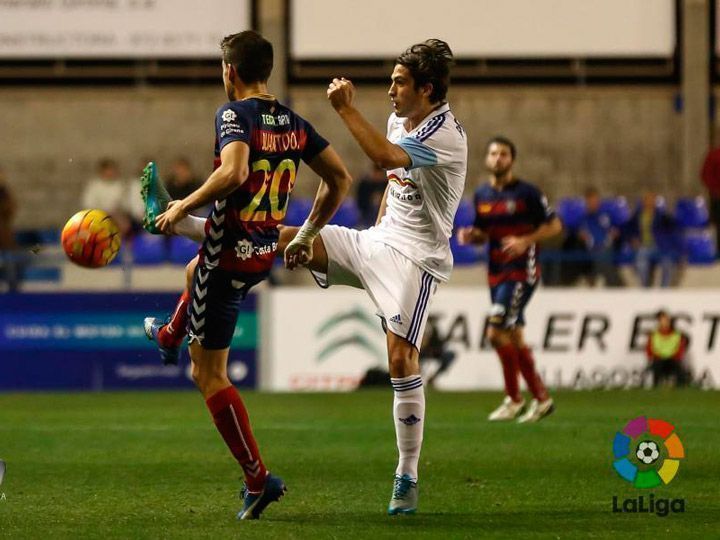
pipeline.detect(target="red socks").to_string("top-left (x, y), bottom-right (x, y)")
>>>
top-left (206, 386), bottom-right (267, 493)
top-left (496, 344), bottom-right (521, 402)
top-left (517, 346), bottom-right (549, 402)
top-left (158, 290), bottom-right (190, 348)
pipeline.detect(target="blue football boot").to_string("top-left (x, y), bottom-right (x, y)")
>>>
top-left (238, 473), bottom-right (287, 520)
top-left (143, 317), bottom-right (180, 366)
top-left (388, 474), bottom-right (418, 515)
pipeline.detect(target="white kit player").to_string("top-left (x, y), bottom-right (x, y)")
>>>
top-left (281, 39), bottom-right (467, 515)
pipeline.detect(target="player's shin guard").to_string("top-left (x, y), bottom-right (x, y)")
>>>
top-left (205, 386), bottom-right (267, 493)
top-left (391, 375), bottom-right (425, 481)
top-left (158, 289), bottom-right (191, 348)
top-left (496, 344), bottom-right (522, 402)
top-left (518, 346), bottom-right (549, 401)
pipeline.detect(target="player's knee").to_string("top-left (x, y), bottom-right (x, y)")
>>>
top-left (388, 352), bottom-right (415, 377)
top-left (192, 363), bottom-right (228, 394)
top-left (486, 326), bottom-right (506, 348)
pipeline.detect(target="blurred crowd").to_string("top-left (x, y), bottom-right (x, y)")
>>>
top-left (1, 149), bottom-right (720, 291)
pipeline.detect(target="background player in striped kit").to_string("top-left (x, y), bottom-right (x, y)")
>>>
top-left (280, 39), bottom-right (467, 515)
top-left (143, 31), bottom-right (352, 520)
top-left (457, 136), bottom-right (562, 423)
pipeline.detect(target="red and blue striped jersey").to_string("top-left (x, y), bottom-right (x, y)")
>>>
top-left (200, 96), bottom-right (328, 276)
top-left (473, 179), bottom-right (555, 286)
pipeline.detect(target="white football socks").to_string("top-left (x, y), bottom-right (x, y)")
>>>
top-left (174, 215), bottom-right (206, 242)
top-left (391, 375), bottom-right (425, 482)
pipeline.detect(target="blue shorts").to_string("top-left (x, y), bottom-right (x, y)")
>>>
top-left (488, 281), bottom-right (536, 329)
top-left (187, 264), bottom-right (260, 350)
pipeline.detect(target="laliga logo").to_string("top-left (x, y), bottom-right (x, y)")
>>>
top-left (611, 416), bottom-right (686, 517)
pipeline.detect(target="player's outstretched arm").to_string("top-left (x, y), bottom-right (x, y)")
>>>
top-left (156, 142), bottom-right (249, 233)
top-left (284, 145), bottom-right (352, 269)
top-left (327, 78), bottom-right (410, 170)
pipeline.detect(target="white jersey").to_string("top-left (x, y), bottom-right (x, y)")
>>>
top-left (367, 103), bottom-right (467, 282)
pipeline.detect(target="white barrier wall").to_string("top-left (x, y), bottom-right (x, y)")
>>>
top-left (261, 288), bottom-right (719, 391)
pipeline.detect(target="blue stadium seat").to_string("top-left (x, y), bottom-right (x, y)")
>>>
top-left (675, 197), bottom-right (709, 229)
top-left (599, 197), bottom-right (630, 227)
top-left (450, 236), bottom-right (483, 265)
top-left (453, 198), bottom-right (475, 228)
top-left (684, 231), bottom-right (717, 265)
top-left (131, 233), bottom-right (168, 265)
top-left (556, 197), bottom-right (585, 231)
top-left (168, 236), bottom-right (199, 265)
top-left (329, 200), bottom-right (360, 228)
top-left (284, 197), bottom-right (313, 227)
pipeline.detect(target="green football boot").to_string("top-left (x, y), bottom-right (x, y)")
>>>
top-left (140, 162), bottom-right (171, 234)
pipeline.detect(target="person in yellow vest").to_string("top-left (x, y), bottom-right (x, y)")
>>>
top-left (645, 310), bottom-right (688, 387)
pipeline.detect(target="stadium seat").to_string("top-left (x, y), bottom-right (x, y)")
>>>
top-left (450, 236), bottom-right (483, 265)
top-left (329, 200), bottom-right (360, 228)
top-left (284, 197), bottom-right (313, 227)
top-left (131, 233), bottom-right (168, 265)
top-left (599, 197), bottom-right (630, 227)
top-left (556, 197), bottom-right (585, 231)
top-left (684, 231), bottom-right (717, 265)
top-left (675, 197), bottom-right (709, 229)
top-left (453, 198), bottom-right (475, 228)
top-left (168, 236), bottom-right (199, 265)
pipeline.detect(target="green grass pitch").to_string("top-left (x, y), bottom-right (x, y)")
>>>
top-left (0, 389), bottom-right (718, 538)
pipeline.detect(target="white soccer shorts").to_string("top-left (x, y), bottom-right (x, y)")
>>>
top-left (311, 225), bottom-right (437, 349)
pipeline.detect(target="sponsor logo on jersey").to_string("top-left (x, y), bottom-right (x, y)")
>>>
top-left (221, 109), bottom-right (237, 122)
top-left (388, 173), bottom-right (417, 189)
top-left (389, 314), bottom-right (403, 325)
top-left (235, 239), bottom-right (254, 260)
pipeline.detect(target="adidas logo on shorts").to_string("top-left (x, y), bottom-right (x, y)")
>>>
top-left (389, 314), bottom-right (402, 325)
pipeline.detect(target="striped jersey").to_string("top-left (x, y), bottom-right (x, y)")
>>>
top-left (473, 179), bottom-right (555, 286)
top-left (200, 96), bottom-right (328, 277)
top-left (367, 103), bottom-right (467, 282)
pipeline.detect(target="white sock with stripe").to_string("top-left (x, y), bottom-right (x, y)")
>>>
top-left (391, 375), bottom-right (425, 482)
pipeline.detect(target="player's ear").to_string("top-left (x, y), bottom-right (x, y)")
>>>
top-left (421, 82), bottom-right (434, 101)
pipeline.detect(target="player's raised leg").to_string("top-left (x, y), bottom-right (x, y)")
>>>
top-left (144, 256), bottom-right (197, 365)
top-left (387, 332), bottom-right (423, 515)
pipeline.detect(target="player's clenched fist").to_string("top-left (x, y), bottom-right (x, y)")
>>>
top-left (327, 77), bottom-right (355, 112)
top-left (281, 220), bottom-right (320, 270)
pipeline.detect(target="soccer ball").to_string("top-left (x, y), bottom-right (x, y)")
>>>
top-left (636, 440), bottom-right (660, 465)
top-left (61, 209), bottom-right (121, 268)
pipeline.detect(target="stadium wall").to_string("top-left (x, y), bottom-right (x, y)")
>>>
top-left (2, 85), bottom-right (683, 229)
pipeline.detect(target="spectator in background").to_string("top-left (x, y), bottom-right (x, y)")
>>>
top-left (0, 167), bottom-right (20, 291)
top-left (701, 144), bottom-right (720, 255)
top-left (577, 187), bottom-right (623, 287)
top-left (165, 158), bottom-right (208, 216)
top-left (646, 310), bottom-right (689, 387)
top-left (626, 191), bottom-right (680, 287)
top-left (356, 164), bottom-right (387, 227)
top-left (82, 158), bottom-right (140, 237)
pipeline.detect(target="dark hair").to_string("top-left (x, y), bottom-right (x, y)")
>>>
top-left (220, 30), bottom-right (273, 84)
top-left (656, 309), bottom-right (670, 320)
top-left (485, 136), bottom-right (517, 160)
top-left (584, 186), bottom-right (599, 198)
top-left (396, 39), bottom-right (454, 103)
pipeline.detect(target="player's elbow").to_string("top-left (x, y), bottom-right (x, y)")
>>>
top-left (227, 165), bottom-right (249, 187)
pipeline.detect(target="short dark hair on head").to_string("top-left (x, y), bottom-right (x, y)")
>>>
top-left (486, 136), bottom-right (517, 160)
top-left (220, 30), bottom-right (273, 84)
top-left (396, 39), bottom-right (454, 103)
top-left (584, 186), bottom-right (599, 198)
